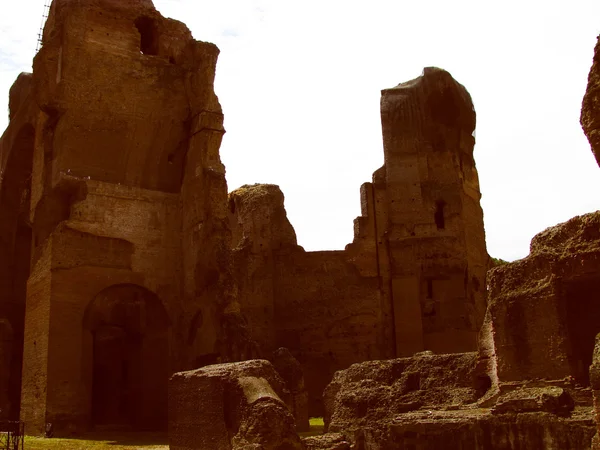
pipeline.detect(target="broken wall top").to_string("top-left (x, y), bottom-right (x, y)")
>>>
top-left (488, 211), bottom-right (600, 300)
top-left (483, 211), bottom-right (600, 384)
top-left (34, 0), bottom-right (223, 193)
top-left (381, 66), bottom-right (476, 158)
top-left (229, 184), bottom-right (298, 252)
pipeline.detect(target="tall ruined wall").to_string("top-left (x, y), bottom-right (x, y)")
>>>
top-left (0, 0), bottom-right (244, 434)
top-left (273, 250), bottom-right (383, 414)
top-left (229, 185), bottom-right (384, 414)
top-left (374, 67), bottom-right (488, 355)
top-left (229, 185), bottom-right (297, 351)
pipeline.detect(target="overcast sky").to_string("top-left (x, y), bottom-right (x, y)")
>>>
top-left (1, 0), bottom-right (599, 261)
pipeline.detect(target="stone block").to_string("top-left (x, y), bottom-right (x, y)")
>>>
top-left (169, 360), bottom-right (303, 450)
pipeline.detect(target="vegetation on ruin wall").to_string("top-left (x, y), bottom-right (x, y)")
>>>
top-left (490, 257), bottom-right (509, 267)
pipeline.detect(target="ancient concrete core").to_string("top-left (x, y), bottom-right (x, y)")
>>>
top-left (229, 67), bottom-right (489, 413)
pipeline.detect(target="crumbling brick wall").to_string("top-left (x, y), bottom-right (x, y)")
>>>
top-left (229, 68), bottom-right (489, 416)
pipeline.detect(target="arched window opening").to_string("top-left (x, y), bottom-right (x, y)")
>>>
top-left (134, 17), bottom-right (159, 56)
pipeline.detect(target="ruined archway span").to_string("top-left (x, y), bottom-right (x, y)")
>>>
top-left (83, 283), bottom-right (170, 332)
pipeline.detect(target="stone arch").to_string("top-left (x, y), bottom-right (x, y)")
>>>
top-left (0, 123), bottom-right (34, 420)
top-left (82, 284), bottom-right (170, 430)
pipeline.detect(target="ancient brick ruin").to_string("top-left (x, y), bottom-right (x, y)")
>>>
top-left (0, 0), bottom-right (257, 433)
top-left (1, 0), bottom-right (600, 449)
top-left (229, 67), bottom-right (488, 414)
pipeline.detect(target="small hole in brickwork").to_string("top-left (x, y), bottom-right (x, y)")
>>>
top-left (435, 200), bottom-right (446, 230)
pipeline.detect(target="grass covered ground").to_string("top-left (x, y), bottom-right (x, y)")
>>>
top-left (299, 417), bottom-right (325, 437)
top-left (23, 432), bottom-right (168, 450)
top-left (21, 418), bottom-right (325, 449)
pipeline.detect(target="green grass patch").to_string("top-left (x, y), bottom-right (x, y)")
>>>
top-left (24, 432), bottom-right (168, 450)
top-left (309, 417), bottom-right (324, 427)
top-left (299, 417), bottom-right (325, 438)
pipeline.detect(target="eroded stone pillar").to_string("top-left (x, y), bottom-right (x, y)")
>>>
top-left (379, 67), bottom-right (488, 355)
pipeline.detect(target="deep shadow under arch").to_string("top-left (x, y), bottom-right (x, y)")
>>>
top-left (0, 123), bottom-right (34, 420)
top-left (83, 284), bottom-right (170, 431)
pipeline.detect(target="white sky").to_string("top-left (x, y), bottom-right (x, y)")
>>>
top-left (1, 0), bottom-right (599, 261)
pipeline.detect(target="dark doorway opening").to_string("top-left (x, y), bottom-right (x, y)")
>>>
top-left (563, 277), bottom-right (600, 385)
top-left (134, 17), bottom-right (159, 56)
top-left (91, 326), bottom-right (141, 428)
top-left (84, 285), bottom-right (169, 430)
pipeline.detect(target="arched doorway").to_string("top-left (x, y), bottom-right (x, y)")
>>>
top-left (83, 284), bottom-right (169, 430)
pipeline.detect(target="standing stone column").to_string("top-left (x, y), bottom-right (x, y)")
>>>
top-left (378, 67), bottom-right (488, 356)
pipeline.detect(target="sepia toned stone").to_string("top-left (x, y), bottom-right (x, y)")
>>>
top-left (582, 35), bottom-right (600, 166)
top-left (169, 360), bottom-right (303, 450)
top-left (0, 1), bottom-right (599, 448)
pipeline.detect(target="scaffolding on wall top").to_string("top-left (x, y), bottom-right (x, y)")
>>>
top-left (36, 2), bottom-right (51, 53)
